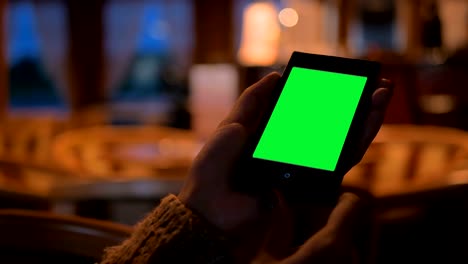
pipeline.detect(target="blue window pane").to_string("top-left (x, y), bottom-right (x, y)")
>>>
top-left (136, 5), bottom-right (170, 54)
top-left (8, 2), bottom-right (41, 65)
top-left (7, 2), bottom-right (65, 110)
top-left (107, 1), bottom-right (193, 128)
top-left (110, 1), bottom-right (193, 101)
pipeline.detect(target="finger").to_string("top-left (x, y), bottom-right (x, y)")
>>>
top-left (363, 79), bottom-right (394, 143)
top-left (219, 72), bottom-right (281, 133)
top-left (325, 193), bottom-right (365, 238)
top-left (260, 191), bottom-right (295, 259)
top-left (189, 123), bottom-right (248, 187)
top-left (354, 79), bottom-right (394, 164)
top-left (285, 193), bottom-right (365, 263)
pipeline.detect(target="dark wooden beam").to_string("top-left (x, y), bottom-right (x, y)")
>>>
top-left (193, 0), bottom-right (234, 64)
top-left (0, 0), bottom-right (7, 119)
top-left (406, 0), bottom-right (423, 59)
top-left (65, 0), bottom-right (106, 116)
top-left (337, 0), bottom-right (356, 55)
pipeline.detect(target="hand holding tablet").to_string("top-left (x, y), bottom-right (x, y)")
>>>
top-left (236, 52), bottom-right (383, 202)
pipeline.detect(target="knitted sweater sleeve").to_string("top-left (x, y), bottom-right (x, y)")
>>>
top-left (100, 194), bottom-right (233, 264)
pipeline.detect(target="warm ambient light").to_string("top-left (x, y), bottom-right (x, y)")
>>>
top-left (278, 7), bottom-right (299, 27)
top-left (237, 2), bottom-right (280, 66)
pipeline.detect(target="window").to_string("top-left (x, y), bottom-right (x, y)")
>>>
top-left (349, 0), bottom-right (403, 56)
top-left (104, 0), bottom-right (193, 127)
top-left (108, 0), bottom-right (193, 103)
top-left (7, 1), bottom-right (66, 111)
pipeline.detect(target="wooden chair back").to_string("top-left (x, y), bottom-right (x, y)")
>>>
top-left (362, 51), bottom-right (421, 124)
top-left (0, 209), bottom-right (132, 263)
top-left (52, 125), bottom-right (198, 178)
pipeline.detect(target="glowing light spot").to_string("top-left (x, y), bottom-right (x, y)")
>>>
top-left (278, 8), bottom-right (298, 27)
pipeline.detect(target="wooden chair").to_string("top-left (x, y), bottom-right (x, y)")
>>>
top-left (48, 125), bottom-right (193, 224)
top-left (0, 209), bottom-right (132, 263)
top-left (50, 178), bottom-right (183, 225)
top-left (0, 116), bottom-right (66, 165)
top-left (442, 46), bottom-right (468, 130)
top-left (0, 159), bottom-right (76, 206)
top-left (52, 125), bottom-right (198, 179)
top-left (343, 125), bottom-right (468, 263)
top-left (344, 125), bottom-right (468, 197)
top-left (361, 51), bottom-right (421, 124)
top-left (0, 187), bottom-right (49, 211)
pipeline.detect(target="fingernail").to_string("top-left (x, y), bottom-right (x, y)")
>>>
top-left (379, 78), bottom-right (393, 89)
top-left (374, 88), bottom-right (391, 107)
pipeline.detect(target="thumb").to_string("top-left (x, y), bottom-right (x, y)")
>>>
top-left (189, 73), bottom-right (280, 188)
top-left (284, 193), bottom-right (366, 264)
top-left (189, 123), bottom-right (248, 187)
top-left (260, 191), bottom-right (295, 260)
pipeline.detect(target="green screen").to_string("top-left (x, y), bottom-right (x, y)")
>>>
top-left (253, 67), bottom-right (367, 171)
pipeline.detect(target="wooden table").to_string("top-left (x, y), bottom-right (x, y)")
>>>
top-left (344, 125), bottom-right (468, 204)
top-left (0, 156), bottom-right (185, 224)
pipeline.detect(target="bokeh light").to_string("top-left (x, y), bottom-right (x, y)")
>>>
top-left (278, 7), bottom-right (298, 27)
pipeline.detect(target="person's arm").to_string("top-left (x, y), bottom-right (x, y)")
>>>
top-left (100, 73), bottom-right (392, 264)
top-left (100, 194), bottom-right (233, 264)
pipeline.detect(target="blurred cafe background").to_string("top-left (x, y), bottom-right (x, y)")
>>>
top-left (0, 0), bottom-right (468, 263)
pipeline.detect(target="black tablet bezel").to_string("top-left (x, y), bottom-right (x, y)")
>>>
top-left (237, 51), bottom-right (381, 201)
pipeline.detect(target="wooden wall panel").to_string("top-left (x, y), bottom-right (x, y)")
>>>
top-left (65, 0), bottom-right (106, 116)
top-left (0, 0), bottom-right (7, 119)
top-left (193, 0), bottom-right (234, 63)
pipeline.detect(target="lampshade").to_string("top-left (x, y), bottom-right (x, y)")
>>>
top-left (237, 2), bottom-right (280, 66)
top-left (189, 64), bottom-right (238, 140)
